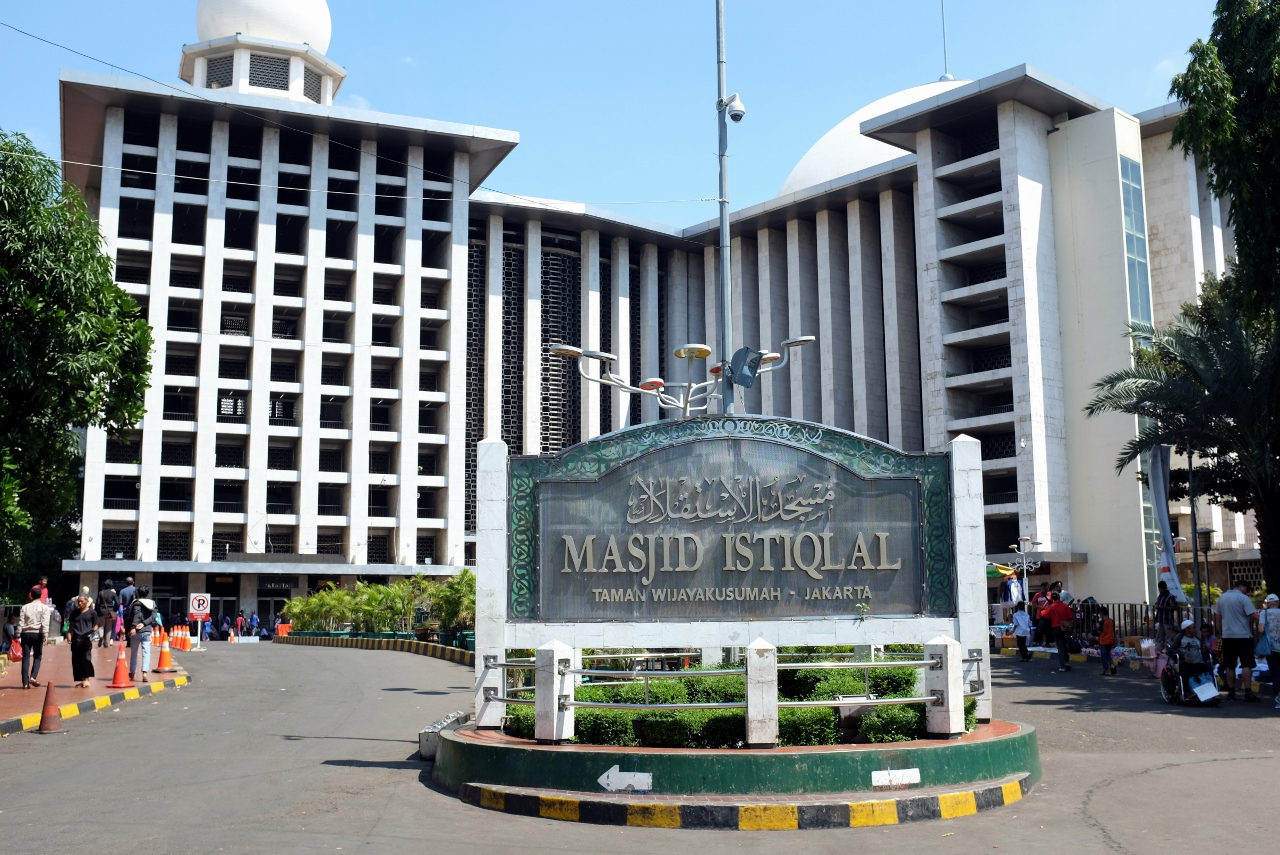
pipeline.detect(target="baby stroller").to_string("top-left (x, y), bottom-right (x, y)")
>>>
top-left (1159, 650), bottom-right (1222, 707)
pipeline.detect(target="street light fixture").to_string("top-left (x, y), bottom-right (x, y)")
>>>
top-left (1007, 536), bottom-right (1043, 599)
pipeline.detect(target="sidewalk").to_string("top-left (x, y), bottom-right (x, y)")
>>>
top-left (0, 640), bottom-right (187, 734)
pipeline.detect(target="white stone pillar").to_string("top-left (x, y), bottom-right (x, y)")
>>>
top-left (786, 218), bottom-right (820, 422)
top-left (730, 235), bottom-right (760, 413)
top-left (666, 250), bottom-right (689, 394)
top-left (745, 637), bottom-right (778, 747)
top-left (639, 244), bottom-right (660, 424)
top-left (924, 635), bottom-right (965, 737)
top-left (474, 437), bottom-right (508, 727)
top-left (296, 129), bottom-right (329, 558)
top-left (535, 640), bottom-right (576, 743)
top-left (687, 247), bottom-right (708, 385)
top-left (816, 208), bottom-right (853, 430)
top-left (950, 433), bottom-right (991, 720)
top-left (484, 215), bottom-right (504, 441)
top-left (522, 220), bottom-right (543, 452)
top-left (912, 129), bottom-right (951, 454)
top-left (757, 228), bottom-right (788, 416)
top-left (397, 145), bottom-right (425, 565)
top-left (444, 153), bottom-right (471, 566)
top-left (847, 199), bottom-right (888, 441)
top-left (880, 188), bottom-right (922, 451)
top-left (344, 138), bottom-right (377, 562)
top-left (610, 237), bottom-right (631, 431)
top-left (1195, 156), bottom-right (1226, 278)
top-left (580, 230), bottom-right (602, 438)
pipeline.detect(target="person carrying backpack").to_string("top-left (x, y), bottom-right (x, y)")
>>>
top-left (126, 585), bottom-right (160, 681)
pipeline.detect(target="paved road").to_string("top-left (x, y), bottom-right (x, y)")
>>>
top-left (2, 644), bottom-right (1275, 854)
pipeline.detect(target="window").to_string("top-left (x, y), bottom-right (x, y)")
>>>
top-left (266, 531), bottom-right (295, 554)
top-left (1120, 156), bottom-right (1154, 326)
top-left (317, 486), bottom-right (344, 516)
top-left (417, 489), bottom-right (438, 518)
top-left (320, 364), bottom-right (346, 385)
top-left (223, 261), bottom-right (253, 293)
top-left (118, 198), bottom-right (155, 240)
top-left (220, 311), bottom-right (251, 336)
top-left (368, 450), bottom-right (392, 474)
top-left (122, 111), bottom-right (159, 147)
top-left (248, 54), bottom-right (290, 90)
top-left (271, 314), bottom-right (298, 340)
top-left (121, 154), bottom-right (156, 190)
top-left (275, 214), bottom-right (307, 255)
top-left (171, 204), bottom-right (207, 246)
top-left (170, 257), bottom-right (203, 289)
top-left (367, 534), bottom-right (391, 563)
top-left (374, 185), bottom-right (404, 217)
top-left (218, 357), bottom-right (248, 379)
top-left (329, 137), bottom-right (360, 172)
top-left (318, 448), bottom-right (345, 471)
top-left (416, 534), bottom-right (437, 565)
top-left (326, 219), bottom-right (355, 259)
top-left (266, 483), bottom-right (295, 515)
top-left (165, 351), bottom-right (197, 376)
top-left (279, 129), bottom-right (311, 166)
top-left (323, 318), bottom-right (347, 343)
top-left (160, 441), bottom-right (193, 466)
top-left (417, 451), bottom-right (436, 476)
top-left (213, 481), bottom-right (244, 513)
top-left (316, 533), bottom-right (343, 555)
top-left (225, 210), bottom-right (257, 250)
top-left (228, 124), bottom-right (262, 160)
top-left (368, 488), bottom-right (391, 517)
top-left (268, 397), bottom-right (296, 425)
top-left (270, 362), bottom-right (297, 382)
top-left (115, 251), bottom-right (151, 285)
top-left (319, 400), bottom-right (346, 429)
top-left (215, 444), bottom-right (245, 468)
top-left (419, 372), bottom-right (438, 392)
top-left (227, 167), bottom-right (259, 201)
top-left (277, 172), bottom-right (310, 207)
top-left (303, 67), bottom-right (322, 103)
top-left (327, 178), bottom-right (357, 212)
top-left (158, 478), bottom-right (193, 512)
top-left (217, 392), bottom-right (247, 423)
top-left (105, 438), bottom-right (141, 464)
top-left (267, 446), bottom-right (295, 470)
top-left (176, 117), bottom-right (212, 154)
top-left (157, 530), bottom-right (191, 561)
top-left (206, 55), bottom-right (234, 89)
top-left (102, 528), bottom-right (138, 561)
top-left (212, 530), bottom-right (243, 560)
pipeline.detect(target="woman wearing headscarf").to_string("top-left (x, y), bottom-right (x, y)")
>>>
top-left (69, 595), bottom-right (98, 687)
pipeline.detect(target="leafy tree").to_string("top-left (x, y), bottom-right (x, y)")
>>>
top-left (1171, 0), bottom-right (1280, 317)
top-left (1085, 284), bottom-right (1280, 594)
top-left (0, 131), bottom-right (152, 584)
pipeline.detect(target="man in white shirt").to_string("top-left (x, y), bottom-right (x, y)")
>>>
top-left (17, 586), bottom-right (52, 689)
top-left (1214, 579), bottom-right (1260, 702)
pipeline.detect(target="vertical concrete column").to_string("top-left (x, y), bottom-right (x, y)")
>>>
top-left (535, 640), bottom-right (576, 743)
top-left (1195, 157), bottom-right (1226, 278)
top-left (999, 100), bottom-right (1070, 551)
top-left (757, 229), bottom-right (789, 416)
top-left (847, 199), bottom-right (888, 441)
top-left (238, 573), bottom-right (258, 620)
top-left (297, 130), bottom-right (329, 557)
top-left (786, 218), bottom-right (820, 422)
top-left (745, 637), bottom-right (778, 748)
top-left (913, 129), bottom-right (951, 453)
top-left (702, 246), bottom-right (719, 390)
top-left (609, 237), bottom-right (631, 430)
top-left (639, 244), bottom-right (660, 424)
top-left (1141, 131), bottom-right (1204, 324)
top-left (950, 433), bottom-right (991, 720)
top-left (666, 250), bottom-right (689, 394)
top-left (444, 153), bottom-right (471, 566)
top-left (730, 235), bottom-right (760, 413)
top-left (346, 138), bottom-right (378, 563)
top-left (815, 208), bottom-right (852, 430)
top-left (685, 247), bottom-right (707, 384)
top-left (880, 188), bottom-right (923, 451)
top-left (193, 120), bottom-right (231, 561)
top-left (82, 107), bottom-right (127, 561)
top-left (924, 636), bottom-right (965, 737)
top-left (397, 145), bottom-right (425, 566)
top-left (474, 437), bottom-right (508, 727)
top-left (138, 113), bottom-right (180, 562)
top-left (699, 647), bottom-right (723, 666)
top-left (245, 127), bottom-right (280, 555)
top-left (522, 221), bottom-right (543, 452)
top-left (580, 230), bottom-right (602, 438)
top-left (483, 215), bottom-right (504, 441)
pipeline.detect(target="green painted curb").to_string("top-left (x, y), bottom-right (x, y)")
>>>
top-left (272, 633), bottom-right (475, 666)
top-left (433, 722), bottom-right (1041, 796)
top-left (458, 773), bottom-right (1032, 829)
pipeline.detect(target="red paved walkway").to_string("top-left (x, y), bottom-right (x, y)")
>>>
top-left (0, 640), bottom-right (156, 722)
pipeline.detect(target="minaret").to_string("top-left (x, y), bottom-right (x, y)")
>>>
top-left (178, 0), bottom-right (346, 105)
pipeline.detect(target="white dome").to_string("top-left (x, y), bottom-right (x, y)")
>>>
top-left (196, 0), bottom-right (332, 54)
top-left (779, 79), bottom-right (969, 197)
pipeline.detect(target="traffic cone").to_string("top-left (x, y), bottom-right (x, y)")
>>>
top-left (181, 626), bottom-right (189, 651)
top-left (107, 642), bottom-right (135, 689)
top-left (35, 681), bottom-right (66, 735)
top-left (152, 636), bottom-right (178, 673)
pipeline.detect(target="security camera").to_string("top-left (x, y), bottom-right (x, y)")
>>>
top-left (724, 94), bottom-right (746, 123)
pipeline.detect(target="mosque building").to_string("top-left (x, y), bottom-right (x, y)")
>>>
top-left (59, 0), bottom-right (1258, 620)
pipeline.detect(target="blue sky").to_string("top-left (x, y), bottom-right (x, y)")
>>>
top-left (1, 1), bottom-right (1214, 226)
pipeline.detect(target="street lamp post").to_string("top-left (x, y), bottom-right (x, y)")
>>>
top-left (1195, 527), bottom-right (1213, 622)
top-left (1007, 536), bottom-right (1042, 601)
top-left (714, 0), bottom-right (744, 412)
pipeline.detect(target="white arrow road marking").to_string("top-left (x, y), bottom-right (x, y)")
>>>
top-left (597, 765), bottom-right (653, 793)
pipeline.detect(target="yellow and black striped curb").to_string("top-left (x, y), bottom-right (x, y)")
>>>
top-left (273, 634), bottom-right (474, 666)
top-left (459, 773), bottom-right (1031, 830)
top-left (996, 648), bottom-right (1265, 692)
top-left (0, 675), bottom-right (191, 737)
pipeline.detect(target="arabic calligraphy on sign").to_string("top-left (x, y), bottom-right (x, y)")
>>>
top-left (626, 474), bottom-right (836, 525)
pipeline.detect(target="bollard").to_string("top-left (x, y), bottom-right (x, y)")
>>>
top-left (924, 635), bottom-right (965, 738)
top-left (745, 637), bottom-right (778, 748)
top-left (535, 640), bottom-right (575, 744)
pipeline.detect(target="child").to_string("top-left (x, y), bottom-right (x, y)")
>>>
top-left (1012, 601), bottom-right (1033, 661)
top-left (1095, 606), bottom-right (1116, 676)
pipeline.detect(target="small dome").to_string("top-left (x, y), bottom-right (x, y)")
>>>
top-left (779, 79), bottom-right (968, 197)
top-left (196, 0), bottom-right (333, 54)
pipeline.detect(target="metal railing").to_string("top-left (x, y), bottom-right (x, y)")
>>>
top-left (158, 499), bottom-right (192, 511)
top-left (163, 411), bottom-right (196, 421)
top-left (212, 501), bottom-right (243, 513)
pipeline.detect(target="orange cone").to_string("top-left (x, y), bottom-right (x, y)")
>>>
top-left (107, 642), bottom-right (135, 689)
top-left (152, 636), bottom-right (177, 673)
top-left (35, 681), bottom-right (66, 734)
top-left (181, 625), bottom-right (189, 651)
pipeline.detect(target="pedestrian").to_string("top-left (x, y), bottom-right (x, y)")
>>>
top-left (220, 614), bottom-right (231, 637)
top-left (125, 585), bottom-right (160, 682)
top-left (235, 611), bottom-right (245, 635)
top-left (118, 576), bottom-right (136, 612)
top-left (1095, 606), bottom-right (1117, 676)
top-left (1012, 601), bottom-right (1033, 661)
top-left (1214, 579), bottom-right (1261, 702)
top-left (1155, 580), bottom-right (1179, 650)
top-left (69, 596), bottom-right (97, 688)
top-left (95, 579), bottom-right (118, 647)
top-left (249, 612), bottom-right (259, 633)
top-left (1045, 592), bottom-right (1076, 672)
top-left (18, 586), bottom-right (51, 688)
top-left (202, 618), bottom-right (211, 641)
top-left (1031, 583), bottom-right (1052, 647)
top-left (1168, 618), bottom-right (1211, 677)
top-left (1258, 593), bottom-right (1280, 709)
top-left (1, 613), bottom-right (17, 676)
top-left (36, 576), bottom-right (50, 604)
top-left (46, 603), bottom-right (62, 647)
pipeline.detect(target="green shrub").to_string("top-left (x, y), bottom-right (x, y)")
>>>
top-left (964, 697), bottom-right (977, 732)
top-left (779, 707), bottom-right (838, 746)
top-left (780, 667), bottom-right (840, 701)
top-left (883, 643), bottom-right (924, 654)
top-left (859, 703), bottom-right (926, 743)
top-left (503, 704), bottom-right (535, 740)
top-left (697, 710), bottom-right (747, 748)
top-left (681, 669), bottom-right (746, 704)
top-left (637, 711), bottom-right (702, 747)
top-left (869, 665), bottom-right (919, 698)
top-left (574, 709), bottom-right (639, 746)
top-left (809, 670), bottom-right (866, 701)
top-left (614, 678), bottom-right (688, 706)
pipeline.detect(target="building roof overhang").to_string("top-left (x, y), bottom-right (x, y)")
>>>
top-left (59, 68), bottom-right (519, 197)
top-left (860, 64), bottom-right (1112, 151)
top-left (1134, 101), bottom-right (1184, 139)
top-left (178, 34), bottom-right (348, 92)
top-left (469, 191), bottom-right (690, 248)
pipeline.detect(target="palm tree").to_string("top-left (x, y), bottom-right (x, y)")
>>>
top-left (1085, 295), bottom-right (1280, 594)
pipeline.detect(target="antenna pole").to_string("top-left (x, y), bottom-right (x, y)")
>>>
top-left (940, 0), bottom-right (953, 81)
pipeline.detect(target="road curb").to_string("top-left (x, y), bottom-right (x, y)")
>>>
top-left (0, 674), bottom-right (191, 736)
top-left (272, 633), bottom-right (475, 666)
top-left (459, 773), bottom-right (1031, 829)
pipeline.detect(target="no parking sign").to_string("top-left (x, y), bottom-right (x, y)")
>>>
top-left (189, 593), bottom-right (211, 622)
